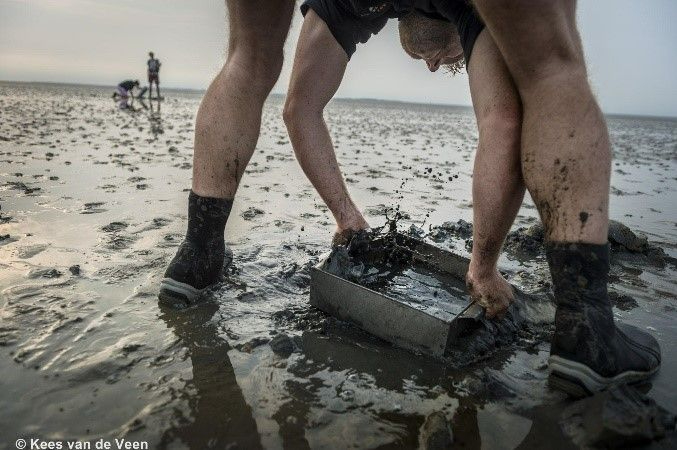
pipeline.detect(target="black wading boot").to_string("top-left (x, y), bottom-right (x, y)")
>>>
top-left (546, 243), bottom-right (661, 397)
top-left (159, 191), bottom-right (233, 308)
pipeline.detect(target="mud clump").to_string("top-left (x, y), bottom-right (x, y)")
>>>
top-left (234, 337), bottom-right (270, 353)
top-left (269, 333), bottom-right (295, 357)
top-left (504, 220), bottom-right (671, 266)
top-left (505, 223), bottom-right (545, 256)
top-left (608, 291), bottom-right (639, 311)
top-left (429, 219), bottom-right (473, 242)
top-left (444, 304), bottom-right (524, 367)
top-left (608, 220), bottom-right (648, 252)
top-left (560, 385), bottom-right (677, 448)
top-left (241, 207), bottom-right (265, 220)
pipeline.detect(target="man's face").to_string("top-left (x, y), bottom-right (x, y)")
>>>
top-left (410, 43), bottom-right (464, 72)
top-left (399, 16), bottom-right (464, 73)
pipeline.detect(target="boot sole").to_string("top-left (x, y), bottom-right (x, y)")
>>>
top-left (158, 248), bottom-right (233, 309)
top-left (158, 278), bottom-right (204, 309)
top-left (549, 355), bottom-right (659, 398)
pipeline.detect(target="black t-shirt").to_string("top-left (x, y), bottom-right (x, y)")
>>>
top-left (301, 0), bottom-right (484, 64)
top-left (118, 80), bottom-right (137, 90)
top-left (300, 0), bottom-right (401, 58)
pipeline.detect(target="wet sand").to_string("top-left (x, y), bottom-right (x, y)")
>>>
top-left (1, 81), bottom-right (676, 448)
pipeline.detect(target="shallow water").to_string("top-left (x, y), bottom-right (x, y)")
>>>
top-left (0, 82), bottom-right (676, 449)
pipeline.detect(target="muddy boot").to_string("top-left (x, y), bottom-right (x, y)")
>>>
top-left (159, 191), bottom-right (233, 308)
top-left (546, 243), bottom-right (661, 397)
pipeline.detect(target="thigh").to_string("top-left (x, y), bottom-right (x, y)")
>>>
top-left (471, 0), bottom-right (582, 86)
top-left (227, 0), bottom-right (295, 51)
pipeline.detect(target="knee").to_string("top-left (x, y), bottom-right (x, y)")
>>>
top-left (282, 97), bottom-right (295, 130)
top-left (478, 102), bottom-right (522, 144)
top-left (283, 88), bottom-right (324, 125)
top-left (282, 94), bottom-right (308, 135)
top-left (227, 44), bottom-right (285, 94)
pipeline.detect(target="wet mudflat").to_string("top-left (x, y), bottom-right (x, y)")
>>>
top-left (0, 82), bottom-right (676, 449)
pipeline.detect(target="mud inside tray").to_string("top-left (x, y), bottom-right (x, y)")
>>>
top-left (336, 245), bottom-right (471, 323)
top-left (310, 233), bottom-right (488, 357)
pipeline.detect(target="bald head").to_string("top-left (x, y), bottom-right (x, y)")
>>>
top-left (399, 12), bottom-right (464, 73)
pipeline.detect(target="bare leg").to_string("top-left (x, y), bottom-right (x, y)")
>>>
top-left (159, 0), bottom-right (295, 306)
top-left (472, 0), bottom-right (609, 243)
top-left (193, 0), bottom-right (295, 199)
top-left (472, 0), bottom-right (660, 396)
top-left (465, 30), bottom-right (524, 318)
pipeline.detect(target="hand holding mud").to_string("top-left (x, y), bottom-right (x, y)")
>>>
top-left (465, 269), bottom-right (514, 319)
top-left (331, 227), bottom-right (371, 251)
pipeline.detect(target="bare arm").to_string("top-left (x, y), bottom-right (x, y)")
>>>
top-left (466, 30), bottom-right (526, 318)
top-left (283, 9), bottom-right (368, 233)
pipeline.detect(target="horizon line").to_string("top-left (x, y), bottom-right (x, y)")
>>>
top-left (2, 79), bottom-right (676, 121)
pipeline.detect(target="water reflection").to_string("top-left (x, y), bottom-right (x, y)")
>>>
top-left (158, 303), bottom-right (262, 449)
top-left (137, 99), bottom-right (164, 139)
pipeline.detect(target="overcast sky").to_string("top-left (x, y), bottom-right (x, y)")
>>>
top-left (1, 0), bottom-right (676, 117)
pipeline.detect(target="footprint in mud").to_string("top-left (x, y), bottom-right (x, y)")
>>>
top-left (100, 221), bottom-right (138, 250)
top-left (26, 267), bottom-right (63, 279)
top-left (0, 211), bottom-right (13, 224)
top-left (17, 244), bottom-right (49, 259)
top-left (136, 217), bottom-right (171, 233)
top-left (103, 234), bottom-right (137, 250)
top-left (101, 221), bottom-right (128, 233)
top-left (81, 202), bottom-right (107, 214)
top-left (0, 283), bottom-right (93, 360)
top-left (0, 234), bottom-right (17, 245)
top-left (5, 181), bottom-right (41, 195)
top-left (95, 256), bottom-right (166, 283)
top-left (158, 232), bottom-right (183, 248)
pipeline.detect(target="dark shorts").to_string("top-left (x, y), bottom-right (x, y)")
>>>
top-left (300, 0), bottom-right (399, 60)
top-left (301, 0), bottom-right (484, 64)
top-left (148, 72), bottom-right (159, 84)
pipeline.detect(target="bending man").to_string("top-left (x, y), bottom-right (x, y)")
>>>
top-left (282, 0), bottom-right (660, 397)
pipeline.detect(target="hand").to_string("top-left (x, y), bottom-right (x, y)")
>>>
top-left (465, 268), bottom-right (514, 319)
top-left (332, 223), bottom-right (370, 249)
top-left (332, 211), bottom-right (369, 245)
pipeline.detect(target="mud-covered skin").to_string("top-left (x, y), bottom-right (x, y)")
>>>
top-left (162, 191), bottom-right (232, 292)
top-left (546, 243), bottom-right (660, 380)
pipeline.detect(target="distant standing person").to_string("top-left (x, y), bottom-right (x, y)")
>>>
top-left (147, 51), bottom-right (161, 99)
